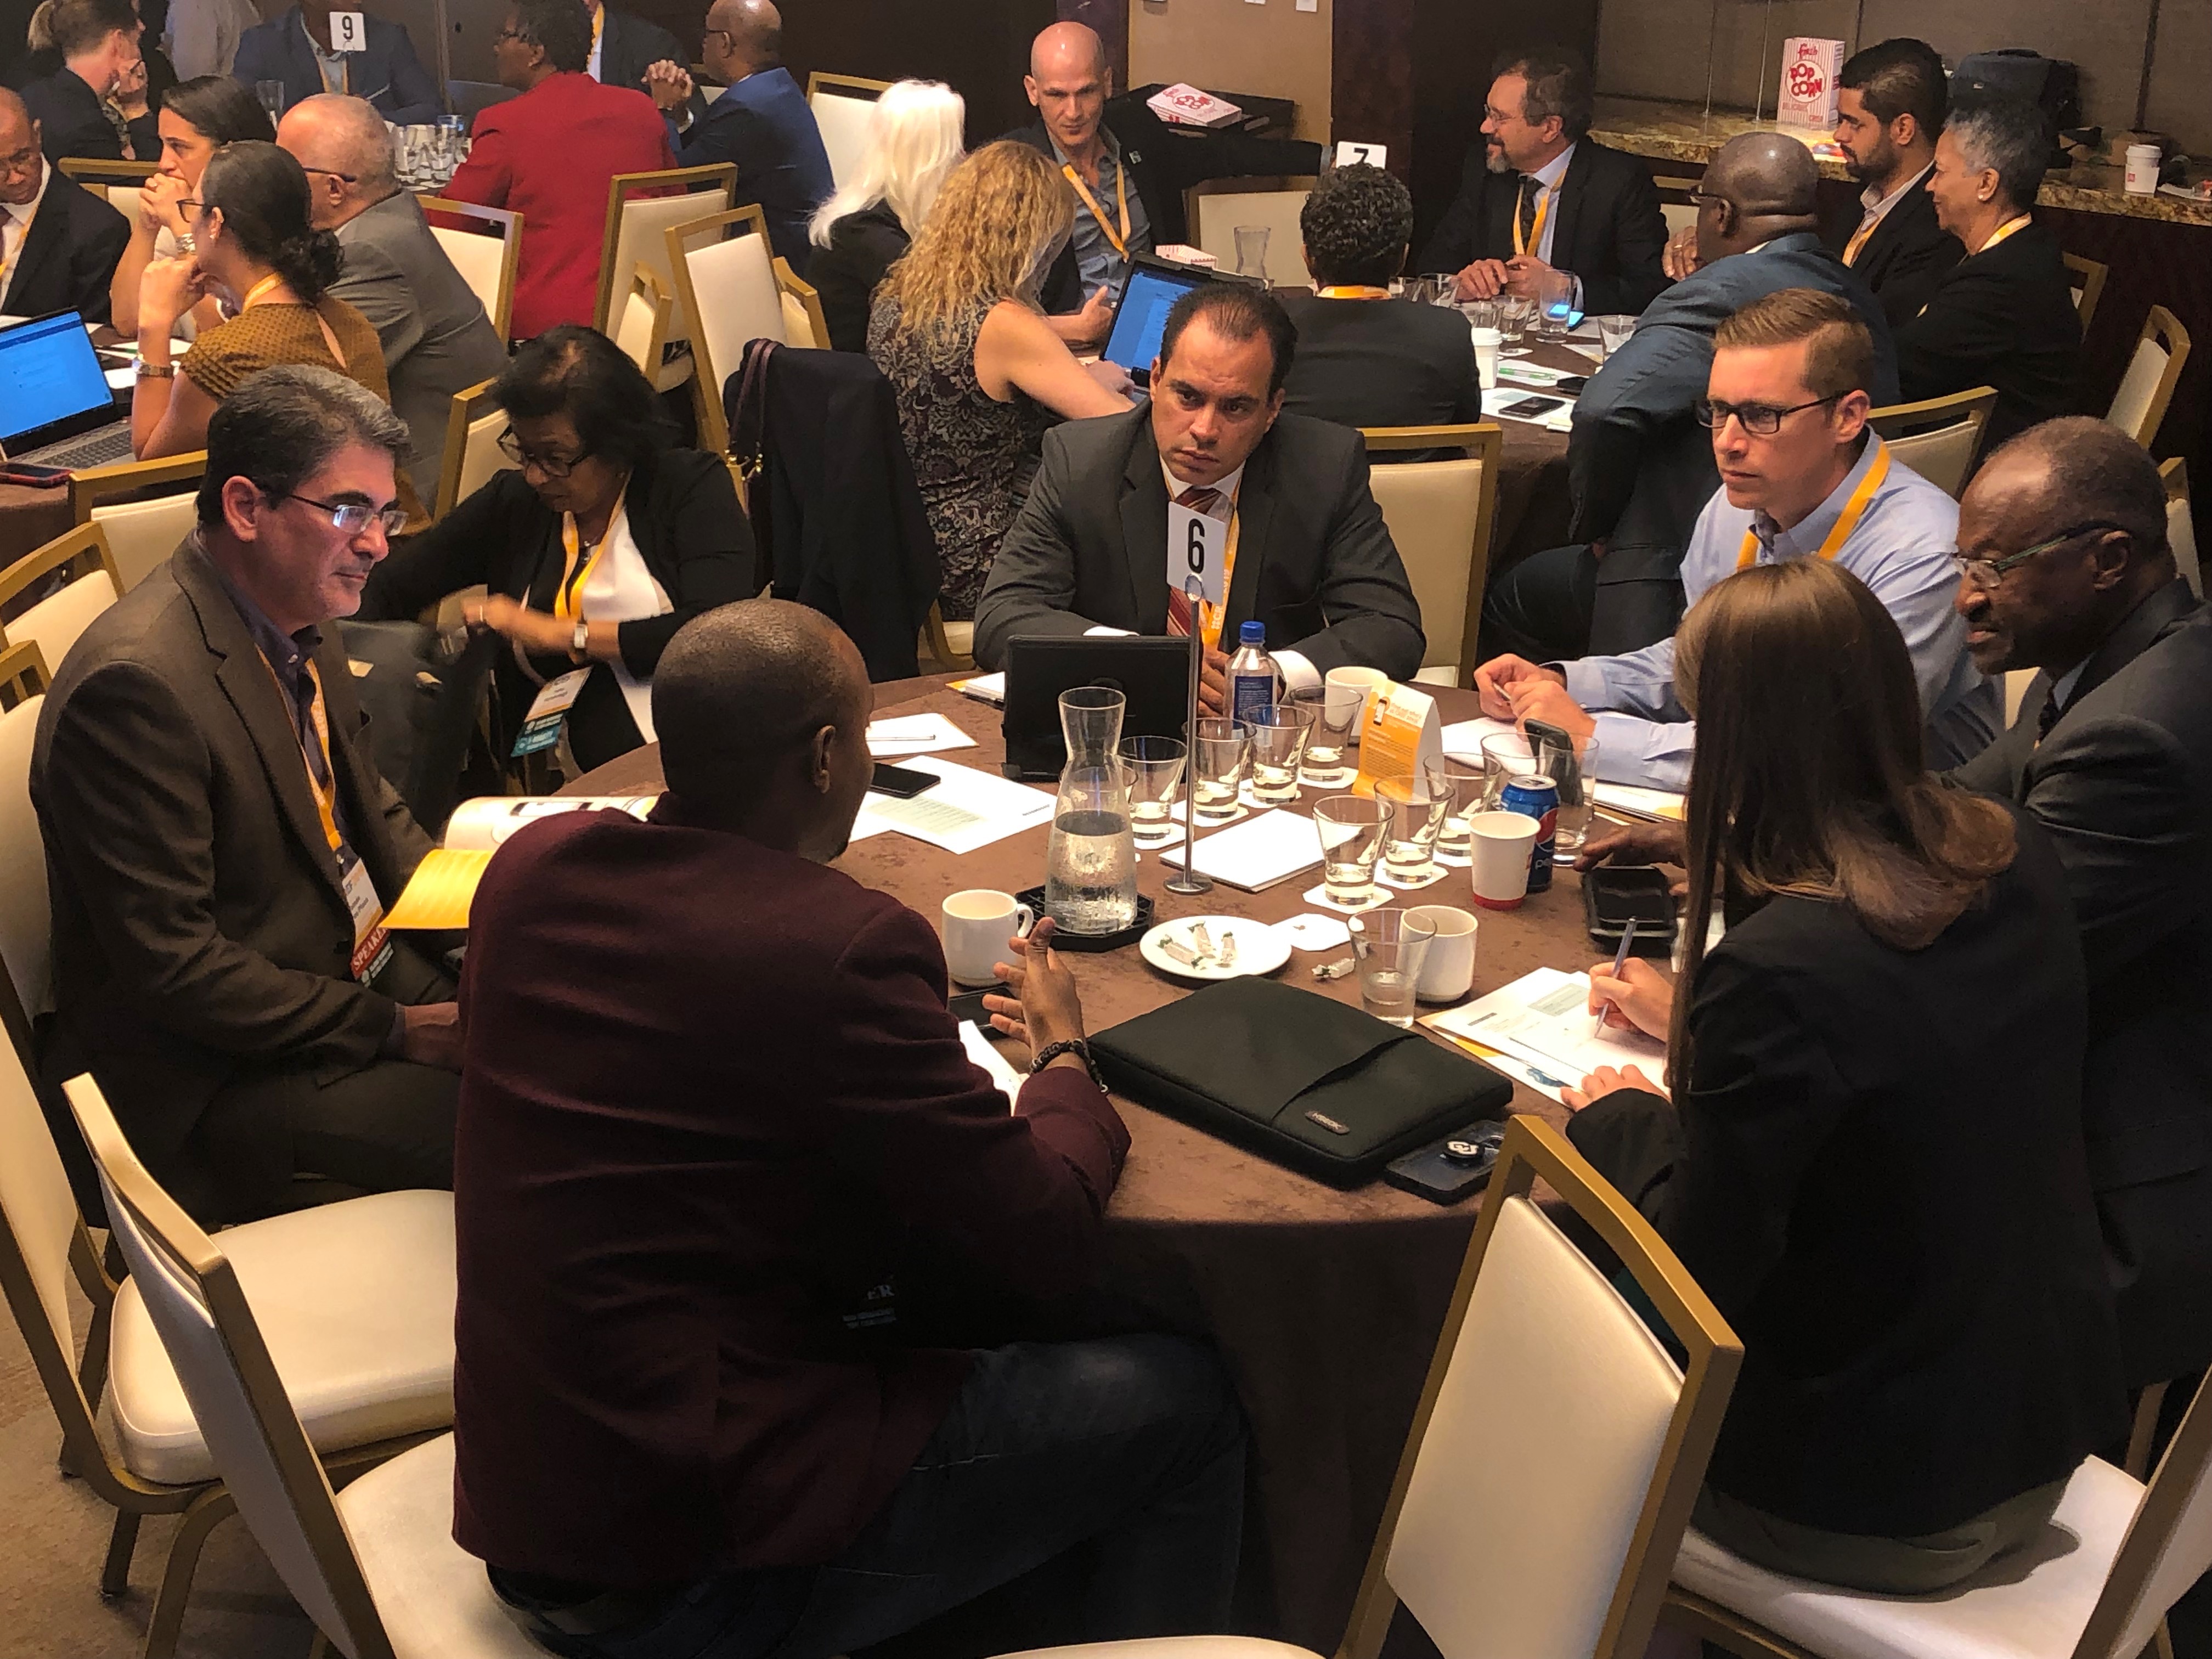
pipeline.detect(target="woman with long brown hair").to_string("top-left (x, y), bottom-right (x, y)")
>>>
top-left (1561, 557), bottom-right (2124, 1593)
top-left (869, 139), bottom-right (1131, 619)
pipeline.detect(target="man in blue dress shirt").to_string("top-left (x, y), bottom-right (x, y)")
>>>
top-left (641, 0), bottom-right (831, 273)
top-left (1473, 286), bottom-right (1996, 789)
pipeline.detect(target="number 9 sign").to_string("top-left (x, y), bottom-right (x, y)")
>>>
top-left (329, 9), bottom-right (366, 50)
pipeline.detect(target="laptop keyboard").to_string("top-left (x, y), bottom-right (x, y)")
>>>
top-left (22, 422), bottom-right (135, 471)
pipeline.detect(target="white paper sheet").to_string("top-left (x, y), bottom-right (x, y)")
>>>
top-left (1440, 715), bottom-right (1517, 757)
top-left (852, 757), bottom-right (1054, 855)
top-left (960, 1019), bottom-right (1024, 1111)
top-left (866, 713), bottom-right (978, 757)
top-left (441, 794), bottom-right (658, 850)
top-left (1156, 810), bottom-right (1323, 891)
top-left (1425, 967), bottom-right (1666, 1093)
top-left (1593, 783), bottom-right (1687, 823)
top-left (951, 673), bottom-right (1006, 706)
top-left (1484, 387), bottom-right (1576, 433)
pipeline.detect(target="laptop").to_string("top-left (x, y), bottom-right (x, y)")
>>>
top-left (1099, 255), bottom-right (1265, 387)
top-left (1002, 636), bottom-right (1197, 780)
top-left (0, 311), bottom-right (136, 471)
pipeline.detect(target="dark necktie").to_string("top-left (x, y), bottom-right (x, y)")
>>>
top-left (1165, 486), bottom-right (1224, 637)
top-left (1516, 175), bottom-right (1541, 252)
top-left (100, 98), bottom-right (135, 159)
top-left (2036, 687), bottom-right (2064, 743)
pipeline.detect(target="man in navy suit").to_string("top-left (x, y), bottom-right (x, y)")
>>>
top-left (1, 88), bottom-right (131, 323)
top-left (640, 0), bottom-right (830, 274)
top-left (231, 0), bottom-right (441, 125)
top-left (1480, 132), bottom-right (1898, 661)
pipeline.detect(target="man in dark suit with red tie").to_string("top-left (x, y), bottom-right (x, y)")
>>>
top-left (1827, 38), bottom-right (1962, 329)
top-left (1417, 46), bottom-right (1668, 318)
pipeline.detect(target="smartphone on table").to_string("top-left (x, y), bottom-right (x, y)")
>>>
top-left (870, 763), bottom-right (938, 799)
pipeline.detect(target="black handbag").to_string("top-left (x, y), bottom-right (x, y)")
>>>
top-left (1090, 978), bottom-right (1514, 1186)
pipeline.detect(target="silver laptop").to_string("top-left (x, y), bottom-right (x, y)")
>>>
top-left (0, 311), bottom-right (136, 471)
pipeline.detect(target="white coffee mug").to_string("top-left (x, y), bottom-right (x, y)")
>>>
top-left (1325, 665), bottom-right (1390, 746)
top-left (1469, 811), bottom-right (1541, 910)
top-left (941, 889), bottom-right (1034, 986)
top-left (1407, 905), bottom-right (1478, 1001)
top-left (2126, 143), bottom-right (2162, 195)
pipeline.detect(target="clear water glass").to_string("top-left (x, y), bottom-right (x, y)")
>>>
top-left (255, 80), bottom-right (286, 122)
top-left (1314, 795), bottom-right (1390, 906)
top-left (1191, 716), bottom-right (1248, 822)
top-left (1376, 772), bottom-right (1449, 879)
top-left (1421, 753), bottom-right (1489, 858)
top-left (1290, 684), bottom-right (1362, 786)
top-left (1242, 704), bottom-right (1313, 805)
top-left (1500, 293), bottom-right (1536, 356)
top-left (1536, 269), bottom-right (1576, 339)
top-left (1350, 908), bottom-right (1437, 1027)
top-left (1421, 273), bottom-right (1459, 306)
top-left (1233, 225), bottom-right (1270, 280)
top-left (1479, 731), bottom-right (1600, 859)
top-left (1596, 313), bottom-right (1638, 359)
top-left (1119, 735), bottom-right (1187, 843)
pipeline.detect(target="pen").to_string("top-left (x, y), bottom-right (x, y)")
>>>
top-left (1593, 917), bottom-right (1638, 1037)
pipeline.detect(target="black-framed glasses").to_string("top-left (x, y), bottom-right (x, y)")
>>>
top-left (1950, 522), bottom-right (2131, 589)
top-left (280, 492), bottom-right (409, 537)
top-left (491, 24), bottom-right (526, 42)
top-left (1694, 394), bottom-right (1839, 436)
top-left (496, 431), bottom-right (584, 477)
top-left (300, 165), bottom-right (359, 184)
top-left (702, 26), bottom-right (736, 48)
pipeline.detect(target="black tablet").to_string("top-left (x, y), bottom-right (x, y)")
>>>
top-left (1001, 636), bottom-right (1197, 780)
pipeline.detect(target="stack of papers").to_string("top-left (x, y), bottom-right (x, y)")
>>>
top-left (854, 757), bottom-right (1054, 854)
top-left (951, 673), bottom-right (1006, 707)
top-left (384, 796), bottom-right (659, 929)
top-left (1424, 968), bottom-right (1666, 1103)
top-left (867, 713), bottom-right (977, 757)
top-left (960, 1020), bottom-right (1024, 1110)
top-left (1593, 783), bottom-right (1686, 823)
top-left (1157, 810), bottom-right (1323, 891)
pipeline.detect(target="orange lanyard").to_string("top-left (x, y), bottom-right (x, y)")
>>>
top-left (1318, 285), bottom-right (1391, 299)
top-left (1974, 214), bottom-right (2032, 257)
top-left (1842, 213), bottom-right (1878, 264)
top-left (241, 274), bottom-right (286, 308)
top-left (258, 649), bottom-right (346, 855)
top-left (1062, 157), bottom-right (1131, 258)
top-left (1513, 180), bottom-right (1550, 258)
top-left (1737, 442), bottom-right (1891, 571)
top-left (552, 485), bottom-right (628, 622)
top-left (1172, 478), bottom-right (1242, 648)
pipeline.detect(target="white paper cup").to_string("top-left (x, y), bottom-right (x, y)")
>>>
top-left (1469, 811), bottom-right (1541, 910)
top-left (941, 889), bottom-right (1033, 986)
top-left (1326, 665), bottom-right (1390, 746)
top-left (2126, 144), bottom-right (2162, 194)
top-left (1407, 904), bottom-right (1478, 1001)
top-left (1472, 328), bottom-right (1501, 390)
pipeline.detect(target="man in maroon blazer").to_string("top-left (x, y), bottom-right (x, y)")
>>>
top-left (451, 600), bottom-right (1245, 1659)
top-left (442, 0), bottom-right (677, 340)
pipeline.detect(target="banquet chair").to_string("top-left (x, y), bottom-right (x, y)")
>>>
top-left (1867, 386), bottom-right (1998, 499)
top-left (807, 71), bottom-right (891, 191)
top-left (613, 263), bottom-right (673, 383)
top-left (667, 202), bottom-right (789, 456)
top-left (995, 1116), bottom-right (1743, 1659)
top-left (1656, 176), bottom-right (1701, 239)
top-left (0, 641), bottom-right (52, 1069)
top-left (778, 257), bottom-right (831, 349)
top-left (2105, 306), bottom-right (2191, 450)
top-left (68, 452), bottom-right (207, 592)
top-left (1360, 424), bottom-right (1503, 689)
top-left (418, 196), bottom-right (522, 342)
top-left (1189, 182), bottom-right (1317, 286)
top-left (433, 376), bottom-right (518, 520)
top-left (593, 162), bottom-right (737, 398)
top-left (2062, 253), bottom-right (2108, 332)
top-left (2163, 458), bottom-right (2197, 600)
top-left (0, 1044), bottom-right (456, 1659)
top-left (0, 522), bottom-right (123, 684)
top-left (1665, 1367), bottom-right (2212, 1659)
top-left (60, 155), bottom-right (156, 194)
top-left (65, 1073), bottom-right (535, 1659)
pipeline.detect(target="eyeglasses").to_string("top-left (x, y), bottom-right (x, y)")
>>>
top-left (1949, 522), bottom-right (2131, 589)
top-left (702, 26), bottom-right (736, 48)
top-left (279, 492), bottom-right (409, 537)
top-left (497, 431), bottom-right (585, 477)
top-left (1694, 394), bottom-right (1839, 436)
top-left (491, 25), bottom-right (526, 42)
top-left (300, 165), bottom-right (358, 184)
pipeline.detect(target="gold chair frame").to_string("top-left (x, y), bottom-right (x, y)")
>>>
top-left (665, 201), bottom-right (777, 458)
top-left (432, 376), bottom-right (507, 521)
top-left (1358, 423), bottom-right (1504, 688)
top-left (0, 521), bottom-right (124, 633)
top-left (2062, 252), bottom-right (2108, 332)
top-left (68, 452), bottom-right (208, 528)
top-left (590, 162), bottom-right (738, 338)
top-left (2110, 305), bottom-right (2192, 451)
top-left (1866, 386), bottom-right (1999, 498)
top-left (417, 196), bottom-right (523, 342)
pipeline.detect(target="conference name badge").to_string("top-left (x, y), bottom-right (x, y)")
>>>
top-left (341, 853), bottom-right (392, 983)
top-left (1165, 503), bottom-right (1228, 606)
top-left (1352, 682), bottom-right (1443, 797)
top-left (512, 667), bottom-right (592, 758)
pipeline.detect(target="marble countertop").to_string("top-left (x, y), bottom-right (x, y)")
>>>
top-left (1589, 96), bottom-right (2212, 228)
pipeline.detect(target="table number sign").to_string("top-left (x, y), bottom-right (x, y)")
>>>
top-left (328, 9), bottom-right (368, 49)
top-left (1353, 681), bottom-right (1442, 797)
top-left (1166, 500), bottom-right (1228, 607)
top-left (1333, 142), bottom-right (1387, 170)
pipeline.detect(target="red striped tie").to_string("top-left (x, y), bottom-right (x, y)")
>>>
top-left (1166, 486), bottom-right (1224, 637)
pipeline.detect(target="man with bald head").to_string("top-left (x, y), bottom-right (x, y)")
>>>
top-left (1481, 129), bottom-right (1897, 661)
top-left (1011, 20), bottom-right (1321, 341)
top-left (644, 0), bottom-right (832, 270)
top-left (278, 94), bottom-right (507, 501)
top-left (453, 598), bottom-right (1245, 1659)
top-left (1948, 417), bottom-right (2212, 1392)
top-left (0, 84), bottom-right (130, 323)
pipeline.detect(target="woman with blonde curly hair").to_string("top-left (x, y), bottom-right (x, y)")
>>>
top-left (870, 139), bottom-right (1131, 619)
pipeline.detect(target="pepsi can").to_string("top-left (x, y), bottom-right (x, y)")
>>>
top-left (1500, 774), bottom-right (1559, 892)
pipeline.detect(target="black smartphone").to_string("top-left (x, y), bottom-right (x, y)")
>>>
top-left (1383, 1121), bottom-right (1507, 1205)
top-left (949, 985), bottom-right (1009, 1025)
top-left (871, 763), bottom-right (938, 798)
top-left (1520, 716), bottom-right (1585, 807)
top-left (1499, 394), bottom-right (1564, 419)
top-left (1583, 866), bottom-right (1677, 951)
top-left (0, 462), bottom-right (71, 487)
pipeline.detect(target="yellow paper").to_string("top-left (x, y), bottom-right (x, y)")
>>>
top-left (1352, 682), bottom-right (1437, 797)
top-left (382, 848), bottom-right (494, 930)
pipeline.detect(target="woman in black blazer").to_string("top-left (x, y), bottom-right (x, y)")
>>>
top-left (1562, 559), bottom-right (2125, 1594)
top-left (361, 326), bottom-right (755, 774)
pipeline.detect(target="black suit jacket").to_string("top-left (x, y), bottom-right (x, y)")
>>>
top-left (1950, 584), bottom-right (2212, 1385)
top-left (1, 169), bottom-right (129, 323)
top-left (1277, 291), bottom-right (1483, 438)
top-left (1008, 98), bottom-right (1322, 314)
top-left (973, 406), bottom-right (1424, 678)
top-left (30, 537), bottom-right (440, 1177)
top-left (809, 201), bottom-right (908, 353)
top-left (1830, 174), bottom-right (1961, 331)
top-left (1570, 810), bottom-right (2126, 1537)
top-left (1413, 138), bottom-right (1669, 317)
top-left (596, 6), bottom-right (707, 127)
top-left (1895, 219), bottom-right (2081, 455)
top-left (358, 448), bottom-right (754, 771)
top-left (20, 65), bottom-right (155, 163)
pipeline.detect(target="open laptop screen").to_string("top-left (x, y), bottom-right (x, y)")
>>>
top-left (0, 312), bottom-right (112, 453)
top-left (1101, 260), bottom-right (1214, 375)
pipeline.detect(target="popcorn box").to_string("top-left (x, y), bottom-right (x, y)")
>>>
top-left (1777, 37), bottom-right (1844, 129)
top-left (1147, 82), bottom-right (1244, 130)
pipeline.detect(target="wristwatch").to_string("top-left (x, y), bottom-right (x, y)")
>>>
top-left (1029, 1038), bottom-right (1103, 1088)
top-left (571, 618), bottom-right (590, 658)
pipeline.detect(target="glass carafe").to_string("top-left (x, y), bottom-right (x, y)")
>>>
top-left (1045, 687), bottom-right (1138, 935)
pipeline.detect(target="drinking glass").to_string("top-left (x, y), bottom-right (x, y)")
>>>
top-left (1233, 225), bottom-right (1270, 280)
top-left (1242, 704), bottom-right (1313, 805)
top-left (1401, 275), bottom-right (1437, 306)
top-left (1314, 795), bottom-right (1389, 906)
top-left (1119, 735), bottom-right (1187, 843)
top-left (1480, 731), bottom-right (1601, 860)
top-left (1421, 273), bottom-right (1459, 307)
top-left (1420, 753), bottom-right (1489, 859)
top-left (1290, 684), bottom-right (1362, 786)
top-left (1536, 269), bottom-right (1576, 339)
top-left (1191, 716), bottom-right (1248, 821)
top-left (1375, 772), bottom-right (1449, 881)
top-left (1349, 908), bottom-right (1437, 1027)
top-left (1499, 292), bottom-right (1536, 356)
top-left (255, 79), bottom-right (286, 122)
top-left (1596, 313), bottom-right (1637, 359)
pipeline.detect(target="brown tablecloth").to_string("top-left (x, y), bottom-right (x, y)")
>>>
top-left (567, 674), bottom-right (1608, 1647)
top-left (1485, 338), bottom-right (1592, 583)
top-left (0, 482), bottom-right (74, 574)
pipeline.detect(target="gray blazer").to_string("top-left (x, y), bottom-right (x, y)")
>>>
top-left (1950, 581), bottom-right (2212, 1386)
top-left (973, 407), bottom-right (1424, 678)
top-left (333, 191), bottom-right (510, 503)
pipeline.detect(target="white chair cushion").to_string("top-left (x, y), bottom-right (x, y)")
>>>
top-left (337, 1433), bottom-right (547, 1658)
top-left (109, 1189), bottom-right (457, 1486)
top-left (1673, 1457), bottom-right (2142, 1659)
top-left (995, 1639), bottom-right (1318, 1659)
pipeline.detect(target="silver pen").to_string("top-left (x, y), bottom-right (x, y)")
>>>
top-left (1593, 918), bottom-right (1639, 1038)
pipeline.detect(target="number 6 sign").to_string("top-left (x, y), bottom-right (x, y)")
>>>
top-left (329, 10), bottom-right (366, 50)
top-left (1165, 501), bottom-right (1227, 606)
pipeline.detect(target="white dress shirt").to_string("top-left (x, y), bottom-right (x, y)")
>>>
top-left (1, 159), bottom-right (53, 302)
top-left (1152, 458), bottom-right (1319, 690)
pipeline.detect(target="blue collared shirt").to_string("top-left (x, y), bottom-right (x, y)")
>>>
top-left (1562, 436), bottom-right (2000, 789)
top-left (1054, 127), bottom-right (1150, 299)
top-left (209, 548), bottom-right (354, 847)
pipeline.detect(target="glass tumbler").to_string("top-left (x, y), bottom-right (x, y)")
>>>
top-left (1375, 772), bottom-right (1449, 881)
top-left (1191, 716), bottom-right (1248, 822)
top-left (1421, 753), bottom-right (1489, 859)
top-left (1501, 292), bottom-right (1536, 355)
top-left (1480, 731), bottom-right (1601, 860)
top-left (1242, 704), bottom-right (1313, 805)
top-left (1314, 795), bottom-right (1390, 907)
top-left (1290, 684), bottom-right (1362, 786)
top-left (1349, 909), bottom-right (1437, 1027)
top-left (1119, 735), bottom-right (1187, 843)
top-left (1233, 225), bottom-right (1270, 280)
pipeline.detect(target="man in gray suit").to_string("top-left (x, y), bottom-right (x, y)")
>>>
top-left (1481, 132), bottom-right (1898, 663)
top-left (32, 369), bottom-right (461, 1226)
top-left (974, 284), bottom-right (1424, 710)
top-left (279, 94), bottom-right (510, 505)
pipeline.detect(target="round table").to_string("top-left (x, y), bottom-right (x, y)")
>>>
top-left (1487, 337), bottom-right (1594, 578)
top-left (567, 673), bottom-right (1613, 1647)
top-left (0, 481), bottom-right (74, 574)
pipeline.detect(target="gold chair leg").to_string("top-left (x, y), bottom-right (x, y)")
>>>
top-left (100, 1508), bottom-right (141, 1600)
top-left (2154, 1617), bottom-right (2176, 1659)
top-left (80, 1289), bottom-right (114, 1413)
top-left (139, 1487), bottom-right (236, 1659)
top-left (308, 1631), bottom-right (332, 1659)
